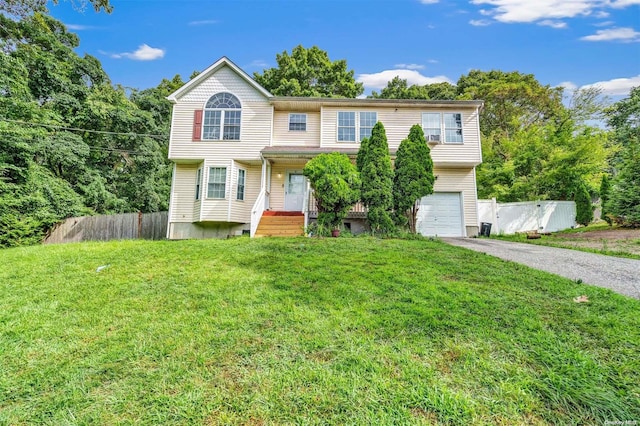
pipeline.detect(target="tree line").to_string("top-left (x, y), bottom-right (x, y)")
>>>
top-left (1, 6), bottom-right (637, 247)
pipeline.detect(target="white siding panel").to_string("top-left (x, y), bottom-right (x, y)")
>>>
top-left (229, 164), bottom-right (262, 223)
top-left (179, 66), bottom-right (267, 103)
top-left (433, 167), bottom-right (478, 229)
top-left (272, 112), bottom-right (320, 147)
top-left (170, 164), bottom-right (198, 223)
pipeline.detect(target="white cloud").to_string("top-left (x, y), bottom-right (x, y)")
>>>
top-left (394, 63), bottom-right (425, 70)
top-left (428, 59), bottom-right (439, 64)
top-left (538, 19), bottom-right (567, 29)
top-left (247, 60), bottom-right (269, 68)
top-left (419, 0), bottom-right (439, 4)
top-left (111, 44), bottom-right (165, 61)
top-left (188, 19), bottom-right (219, 26)
top-left (357, 69), bottom-right (452, 90)
top-left (470, 19), bottom-right (492, 26)
top-left (470, 0), bottom-right (637, 25)
top-left (581, 75), bottom-right (640, 95)
top-left (557, 81), bottom-right (578, 92)
top-left (594, 20), bottom-right (615, 27)
top-left (580, 27), bottom-right (640, 42)
top-left (65, 24), bottom-right (95, 30)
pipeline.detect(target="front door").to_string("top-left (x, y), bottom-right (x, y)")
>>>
top-left (284, 171), bottom-right (305, 211)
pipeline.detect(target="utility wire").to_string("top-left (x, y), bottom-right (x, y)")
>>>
top-left (0, 118), bottom-right (169, 140)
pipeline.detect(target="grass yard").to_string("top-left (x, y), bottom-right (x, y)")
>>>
top-left (1, 237), bottom-right (638, 425)
top-left (496, 223), bottom-right (640, 260)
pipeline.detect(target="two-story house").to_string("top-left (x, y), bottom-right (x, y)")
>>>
top-left (166, 57), bottom-right (483, 239)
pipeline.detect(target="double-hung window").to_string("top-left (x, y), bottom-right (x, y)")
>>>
top-left (207, 167), bottom-right (227, 199)
top-left (421, 112), bottom-right (463, 144)
top-left (289, 113), bottom-right (307, 131)
top-left (203, 93), bottom-right (241, 140)
top-left (195, 168), bottom-right (202, 200)
top-left (337, 111), bottom-right (377, 142)
top-left (236, 169), bottom-right (246, 201)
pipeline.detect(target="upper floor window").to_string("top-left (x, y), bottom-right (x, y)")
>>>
top-left (203, 93), bottom-right (241, 140)
top-left (289, 113), bottom-right (307, 131)
top-left (421, 112), bottom-right (463, 144)
top-left (337, 111), bottom-right (377, 142)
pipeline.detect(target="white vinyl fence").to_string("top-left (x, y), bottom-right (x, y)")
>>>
top-left (478, 199), bottom-right (576, 235)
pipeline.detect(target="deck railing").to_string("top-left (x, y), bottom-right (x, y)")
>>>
top-left (250, 189), bottom-right (268, 237)
top-left (306, 191), bottom-right (367, 219)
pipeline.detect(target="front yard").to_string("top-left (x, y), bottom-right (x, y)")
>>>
top-left (1, 238), bottom-right (638, 424)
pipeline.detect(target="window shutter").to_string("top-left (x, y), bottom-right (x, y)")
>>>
top-left (192, 110), bottom-right (203, 141)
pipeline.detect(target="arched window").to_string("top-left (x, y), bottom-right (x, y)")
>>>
top-left (203, 93), bottom-right (241, 140)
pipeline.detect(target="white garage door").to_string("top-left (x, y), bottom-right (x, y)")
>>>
top-left (416, 192), bottom-right (465, 237)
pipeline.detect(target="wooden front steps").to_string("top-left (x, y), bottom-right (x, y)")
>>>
top-left (254, 212), bottom-right (305, 237)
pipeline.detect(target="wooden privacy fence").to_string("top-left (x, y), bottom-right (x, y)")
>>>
top-left (44, 211), bottom-right (168, 244)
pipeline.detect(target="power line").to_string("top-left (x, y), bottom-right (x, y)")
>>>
top-left (0, 118), bottom-right (169, 140)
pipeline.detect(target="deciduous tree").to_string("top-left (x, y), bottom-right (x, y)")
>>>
top-left (254, 45), bottom-right (363, 98)
top-left (303, 153), bottom-right (360, 234)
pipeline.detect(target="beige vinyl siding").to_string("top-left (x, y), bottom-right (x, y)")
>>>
top-left (178, 66), bottom-right (267, 103)
top-left (268, 162), bottom-right (307, 211)
top-left (272, 112), bottom-right (321, 147)
top-left (200, 160), bottom-right (233, 222)
top-left (170, 164), bottom-right (199, 223)
top-left (169, 100), bottom-right (272, 161)
top-left (229, 163), bottom-right (261, 223)
top-left (320, 107), bottom-right (481, 166)
top-left (433, 167), bottom-right (478, 228)
top-left (168, 64), bottom-right (272, 162)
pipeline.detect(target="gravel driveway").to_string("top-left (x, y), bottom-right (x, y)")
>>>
top-left (443, 238), bottom-right (640, 299)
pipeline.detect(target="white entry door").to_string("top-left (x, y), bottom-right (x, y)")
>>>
top-left (416, 192), bottom-right (465, 237)
top-left (284, 171), bottom-right (305, 211)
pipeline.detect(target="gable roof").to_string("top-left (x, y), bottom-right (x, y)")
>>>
top-left (166, 56), bottom-right (273, 103)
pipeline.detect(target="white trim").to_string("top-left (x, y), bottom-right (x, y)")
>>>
top-left (166, 163), bottom-right (177, 239)
top-left (269, 105), bottom-right (274, 147)
top-left (227, 160), bottom-right (233, 221)
top-left (288, 113), bottom-right (307, 132)
top-left (336, 111), bottom-right (377, 143)
top-left (167, 57), bottom-right (272, 102)
top-left (236, 167), bottom-right (247, 201)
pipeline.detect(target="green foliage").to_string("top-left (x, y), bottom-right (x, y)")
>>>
top-left (370, 76), bottom-right (456, 100)
top-left (605, 87), bottom-right (640, 228)
top-left (0, 12), bottom-right (174, 246)
top-left (303, 153), bottom-right (360, 231)
top-left (1, 0), bottom-right (112, 17)
top-left (253, 45), bottom-right (363, 98)
top-left (608, 144), bottom-right (640, 227)
top-left (357, 122), bottom-right (395, 234)
top-left (393, 125), bottom-right (435, 232)
top-left (600, 174), bottom-right (612, 225)
top-left (457, 69), bottom-right (564, 138)
top-left (575, 183), bottom-right (594, 226)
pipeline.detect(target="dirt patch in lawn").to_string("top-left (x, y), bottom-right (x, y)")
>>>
top-left (550, 228), bottom-right (640, 256)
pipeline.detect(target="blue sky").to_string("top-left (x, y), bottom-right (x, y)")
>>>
top-left (51, 0), bottom-right (640, 98)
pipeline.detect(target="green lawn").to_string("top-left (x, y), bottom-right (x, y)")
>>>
top-left (1, 238), bottom-right (638, 425)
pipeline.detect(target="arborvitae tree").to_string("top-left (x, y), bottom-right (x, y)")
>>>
top-left (303, 153), bottom-right (360, 234)
top-left (393, 125), bottom-right (435, 233)
top-left (356, 122), bottom-right (395, 234)
top-left (608, 145), bottom-right (640, 227)
top-left (599, 174), bottom-right (612, 225)
top-left (575, 183), bottom-right (594, 226)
